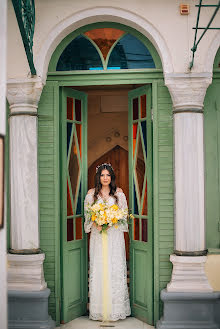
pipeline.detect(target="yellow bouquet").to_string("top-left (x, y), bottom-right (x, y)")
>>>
top-left (86, 202), bottom-right (128, 233)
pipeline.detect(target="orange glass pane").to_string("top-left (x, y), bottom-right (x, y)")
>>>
top-left (69, 132), bottom-right (80, 204)
top-left (135, 134), bottom-right (145, 198)
top-left (134, 218), bottom-right (139, 241)
top-left (142, 219), bottom-right (148, 242)
top-left (142, 181), bottom-right (148, 215)
top-left (67, 97), bottom-right (74, 120)
top-left (84, 28), bottom-right (125, 59)
top-left (141, 94), bottom-right (146, 118)
top-left (75, 99), bottom-right (81, 121)
top-left (133, 123), bottom-right (138, 158)
top-left (67, 181), bottom-right (73, 216)
top-left (67, 218), bottom-right (74, 241)
top-left (133, 98), bottom-right (139, 120)
top-left (76, 217), bottom-right (82, 240)
top-left (76, 124), bottom-right (81, 158)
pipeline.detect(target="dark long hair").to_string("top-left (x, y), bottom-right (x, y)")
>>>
top-left (93, 164), bottom-right (118, 203)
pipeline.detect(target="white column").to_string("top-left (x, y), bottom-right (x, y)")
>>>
top-left (7, 79), bottom-right (46, 291)
top-left (165, 75), bottom-right (213, 292)
top-left (0, 0), bottom-right (7, 328)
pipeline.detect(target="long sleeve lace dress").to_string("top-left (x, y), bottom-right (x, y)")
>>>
top-left (84, 189), bottom-right (131, 321)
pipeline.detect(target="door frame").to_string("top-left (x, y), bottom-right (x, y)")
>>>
top-left (49, 70), bottom-right (162, 325)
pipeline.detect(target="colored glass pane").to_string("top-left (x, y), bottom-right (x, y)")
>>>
top-left (142, 181), bottom-right (148, 215)
top-left (134, 218), bottom-right (140, 241)
top-left (142, 219), bottom-right (148, 242)
top-left (141, 95), bottom-right (146, 118)
top-left (67, 123), bottom-right (72, 155)
top-left (67, 97), bottom-right (74, 120)
top-left (76, 182), bottom-right (82, 215)
top-left (141, 121), bottom-right (147, 157)
top-left (133, 98), bottom-right (139, 120)
top-left (107, 34), bottom-right (155, 69)
top-left (75, 217), bottom-right (82, 240)
top-left (133, 123), bottom-right (138, 158)
top-left (76, 123), bottom-right (82, 158)
top-left (84, 28), bottom-right (124, 60)
top-left (133, 181), bottom-right (138, 215)
top-left (56, 35), bottom-right (103, 71)
top-left (68, 131), bottom-right (80, 204)
top-left (75, 99), bottom-right (81, 121)
top-left (135, 133), bottom-right (145, 198)
top-left (67, 218), bottom-right (74, 241)
top-left (67, 180), bottom-right (73, 216)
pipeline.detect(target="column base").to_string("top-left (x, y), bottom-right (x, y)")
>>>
top-left (167, 254), bottom-right (213, 292)
top-left (8, 288), bottom-right (55, 329)
top-left (156, 289), bottom-right (220, 329)
top-left (8, 253), bottom-right (47, 290)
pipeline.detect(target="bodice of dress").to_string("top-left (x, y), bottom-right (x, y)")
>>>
top-left (84, 190), bottom-right (129, 233)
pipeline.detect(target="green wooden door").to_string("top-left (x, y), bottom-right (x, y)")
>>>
top-left (128, 85), bottom-right (153, 324)
top-left (60, 87), bottom-right (88, 323)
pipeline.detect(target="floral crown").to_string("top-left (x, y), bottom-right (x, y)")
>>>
top-left (96, 163), bottom-right (113, 173)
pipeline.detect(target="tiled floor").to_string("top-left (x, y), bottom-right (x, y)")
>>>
top-left (56, 316), bottom-right (155, 329)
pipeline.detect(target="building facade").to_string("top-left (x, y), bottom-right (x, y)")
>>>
top-left (4, 1), bottom-right (220, 328)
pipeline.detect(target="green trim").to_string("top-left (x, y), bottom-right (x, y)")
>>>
top-left (48, 22), bottom-right (162, 72)
top-left (213, 47), bottom-right (220, 69)
top-left (208, 248), bottom-right (220, 255)
top-left (152, 81), bottom-right (159, 324)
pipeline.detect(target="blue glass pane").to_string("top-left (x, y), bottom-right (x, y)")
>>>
top-left (57, 35), bottom-right (103, 71)
top-left (141, 121), bottom-right (147, 158)
top-left (133, 180), bottom-right (138, 215)
top-left (67, 123), bottom-right (72, 155)
top-left (107, 34), bottom-right (155, 69)
top-left (76, 182), bottom-right (82, 214)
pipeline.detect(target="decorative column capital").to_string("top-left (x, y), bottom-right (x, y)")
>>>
top-left (164, 74), bottom-right (212, 111)
top-left (7, 77), bottom-right (44, 113)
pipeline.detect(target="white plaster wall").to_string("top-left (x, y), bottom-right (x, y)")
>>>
top-left (0, 0), bottom-right (7, 328)
top-left (7, 0), bottom-right (220, 80)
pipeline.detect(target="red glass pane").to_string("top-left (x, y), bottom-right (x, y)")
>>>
top-left (133, 98), bottom-right (139, 120)
top-left (76, 217), bottom-right (82, 240)
top-left (67, 181), bottom-right (73, 216)
top-left (142, 181), bottom-right (148, 215)
top-left (133, 123), bottom-right (138, 158)
top-left (69, 132), bottom-right (80, 204)
top-left (75, 99), bottom-right (81, 121)
top-left (67, 97), bottom-right (74, 120)
top-left (141, 95), bottom-right (146, 118)
top-left (76, 124), bottom-right (81, 158)
top-left (142, 219), bottom-right (148, 242)
top-left (84, 28), bottom-right (125, 59)
top-left (67, 218), bottom-right (74, 241)
top-left (134, 218), bottom-right (139, 241)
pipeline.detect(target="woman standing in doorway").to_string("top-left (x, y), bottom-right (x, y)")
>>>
top-left (84, 163), bottom-right (131, 322)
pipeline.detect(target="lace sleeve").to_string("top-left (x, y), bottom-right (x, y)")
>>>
top-left (117, 192), bottom-right (129, 232)
top-left (84, 191), bottom-right (94, 233)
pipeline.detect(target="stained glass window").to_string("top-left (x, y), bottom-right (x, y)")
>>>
top-left (56, 28), bottom-right (155, 71)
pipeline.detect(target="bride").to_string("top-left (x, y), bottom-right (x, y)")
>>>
top-left (84, 163), bottom-right (131, 322)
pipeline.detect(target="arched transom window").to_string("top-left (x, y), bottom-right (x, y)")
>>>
top-left (56, 28), bottom-right (156, 71)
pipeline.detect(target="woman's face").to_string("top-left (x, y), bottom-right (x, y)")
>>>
top-left (100, 169), bottom-right (111, 187)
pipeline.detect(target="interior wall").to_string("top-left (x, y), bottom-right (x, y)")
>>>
top-left (75, 85), bottom-right (136, 167)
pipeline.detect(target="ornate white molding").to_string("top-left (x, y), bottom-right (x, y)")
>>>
top-left (34, 6), bottom-right (173, 82)
top-left (7, 78), bottom-right (44, 112)
top-left (167, 255), bottom-right (213, 293)
top-left (8, 253), bottom-right (47, 291)
top-left (164, 75), bottom-right (212, 110)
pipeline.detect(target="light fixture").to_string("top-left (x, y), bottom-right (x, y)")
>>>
top-left (0, 135), bottom-right (4, 229)
top-left (180, 4), bottom-right (190, 15)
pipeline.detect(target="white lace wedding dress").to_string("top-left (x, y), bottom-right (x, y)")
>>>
top-left (84, 190), bottom-right (131, 321)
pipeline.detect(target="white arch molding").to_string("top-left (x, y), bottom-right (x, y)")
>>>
top-left (204, 31), bottom-right (220, 72)
top-left (34, 6), bottom-right (173, 82)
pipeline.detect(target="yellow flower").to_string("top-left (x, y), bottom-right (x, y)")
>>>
top-left (91, 214), bottom-right (97, 222)
top-left (111, 204), bottom-right (119, 211)
top-left (115, 225), bottom-right (118, 229)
